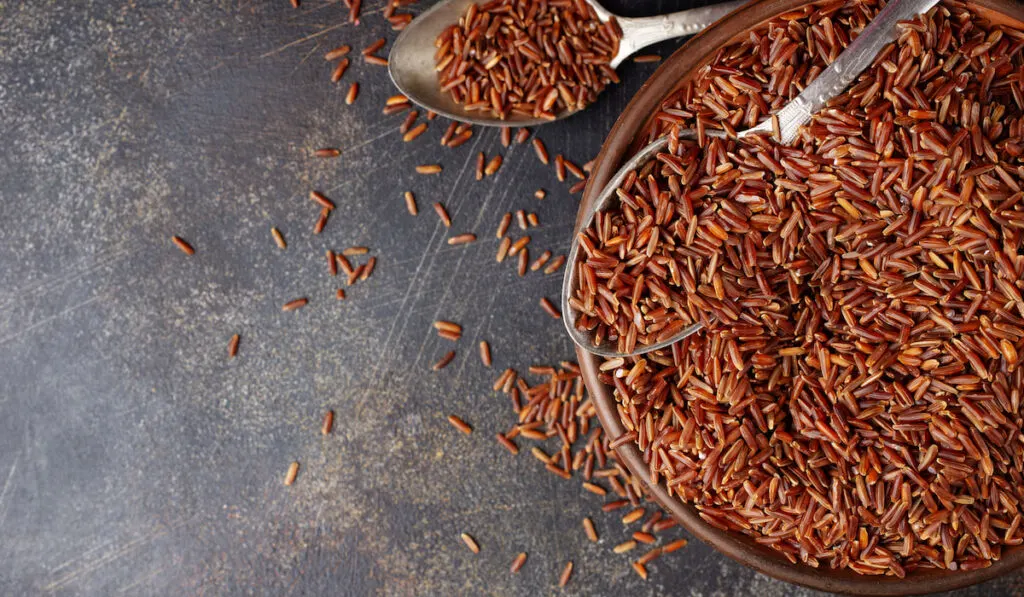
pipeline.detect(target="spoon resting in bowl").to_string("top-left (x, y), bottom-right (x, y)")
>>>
top-left (561, 0), bottom-right (942, 358)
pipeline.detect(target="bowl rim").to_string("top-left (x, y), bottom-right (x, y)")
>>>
top-left (575, 0), bottom-right (1024, 594)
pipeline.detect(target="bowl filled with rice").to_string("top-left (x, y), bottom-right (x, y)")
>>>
top-left (570, 0), bottom-right (1024, 593)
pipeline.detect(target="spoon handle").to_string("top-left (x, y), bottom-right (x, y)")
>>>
top-left (608, 0), bottom-right (748, 68)
top-left (773, 0), bottom-right (940, 144)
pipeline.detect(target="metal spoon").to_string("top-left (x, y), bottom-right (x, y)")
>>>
top-left (388, 0), bottom-right (747, 127)
top-left (562, 0), bottom-right (941, 358)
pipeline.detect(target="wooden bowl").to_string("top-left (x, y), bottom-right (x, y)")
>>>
top-left (576, 0), bottom-right (1024, 594)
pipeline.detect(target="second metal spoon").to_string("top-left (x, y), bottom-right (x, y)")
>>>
top-left (561, 0), bottom-right (941, 358)
top-left (388, 0), bottom-right (747, 127)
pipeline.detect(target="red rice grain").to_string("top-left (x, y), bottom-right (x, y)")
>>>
top-left (563, 158), bottom-right (584, 180)
top-left (324, 45), bottom-right (350, 60)
top-left (621, 509), bottom-right (644, 525)
top-left (532, 138), bottom-right (549, 164)
top-left (510, 552), bottom-right (527, 573)
top-left (284, 461), bottom-right (299, 486)
top-left (558, 561), bottom-right (573, 587)
top-left (282, 298), bottom-right (308, 311)
top-left (271, 227), bottom-right (286, 249)
top-left (432, 351), bottom-right (456, 370)
top-left (358, 257), bottom-right (375, 281)
top-left (496, 237), bottom-right (511, 263)
top-left (447, 130), bottom-right (473, 148)
top-left (326, 250), bottom-right (337, 276)
top-left (403, 123), bottom-right (427, 142)
top-left (171, 236), bottom-right (194, 255)
top-left (554, 154), bottom-right (566, 182)
top-left (496, 212), bottom-right (511, 238)
top-left (433, 321), bottom-right (462, 335)
top-left (362, 38), bottom-right (385, 55)
top-left (496, 433), bottom-right (518, 455)
top-left (508, 236), bottom-right (530, 256)
top-left (543, 255), bottom-right (565, 275)
top-left (309, 191), bottom-right (335, 210)
top-left (529, 251), bottom-right (551, 271)
top-left (433, 203), bottom-right (451, 227)
top-left (399, 110), bottom-right (419, 134)
top-left (460, 532), bottom-right (480, 554)
top-left (484, 155), bottom-right (502, 176)
top-left (335, 253), bottom-right (353, 275)
top-left (613, 540), bottom-right (637, 554)
top-left (539, 297), bottom-right (560, 319)
top-left (330, 58), bottom-right (349, 83)
top-left (631, 562), bottom-right (648, 580)
top-left (515, 210), bottom-right (527, 231)
top-left (447, 414), bottom-right (472, 435)
top-left (313, 208), bottom-right (329, 234)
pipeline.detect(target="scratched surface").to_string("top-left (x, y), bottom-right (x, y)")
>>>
top-left (0, 1), bottom-right (1021, 596)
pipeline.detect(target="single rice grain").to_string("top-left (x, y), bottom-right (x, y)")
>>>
top-left (282, 298), bottom-right (308, 311)
top-left (447, 414), bottom-right (472, 435)
top-left (510, 552), bottom-right (527, 573)
top-left (479, 341), bottom-right (492, 366)
top-left (324, 45), bottom-right (350, 60)
top-left (558, 561), bottom-right (573, 587)
top-left (284, 462), bottom-right (299, 486)
top-left (432, 351), bottom-right (456, 370)
top-left (433, 203), bottom-right (451, 227)
top-left (271, 227), bottom-right (286, 249)
top-left (171, 236), bottom-right (194, 255)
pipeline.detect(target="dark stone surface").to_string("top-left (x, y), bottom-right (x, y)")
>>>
top-left (0, 1), bottom-right (1020, 595)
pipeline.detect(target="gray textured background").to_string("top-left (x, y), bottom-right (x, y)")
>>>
top-left (0, 1), bottom-right (1021, 595)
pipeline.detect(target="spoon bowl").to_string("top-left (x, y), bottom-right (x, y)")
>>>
top-left (388, 0), bottom-right (747, 127)
top-left (560, 130), bottom-right (708, 358)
